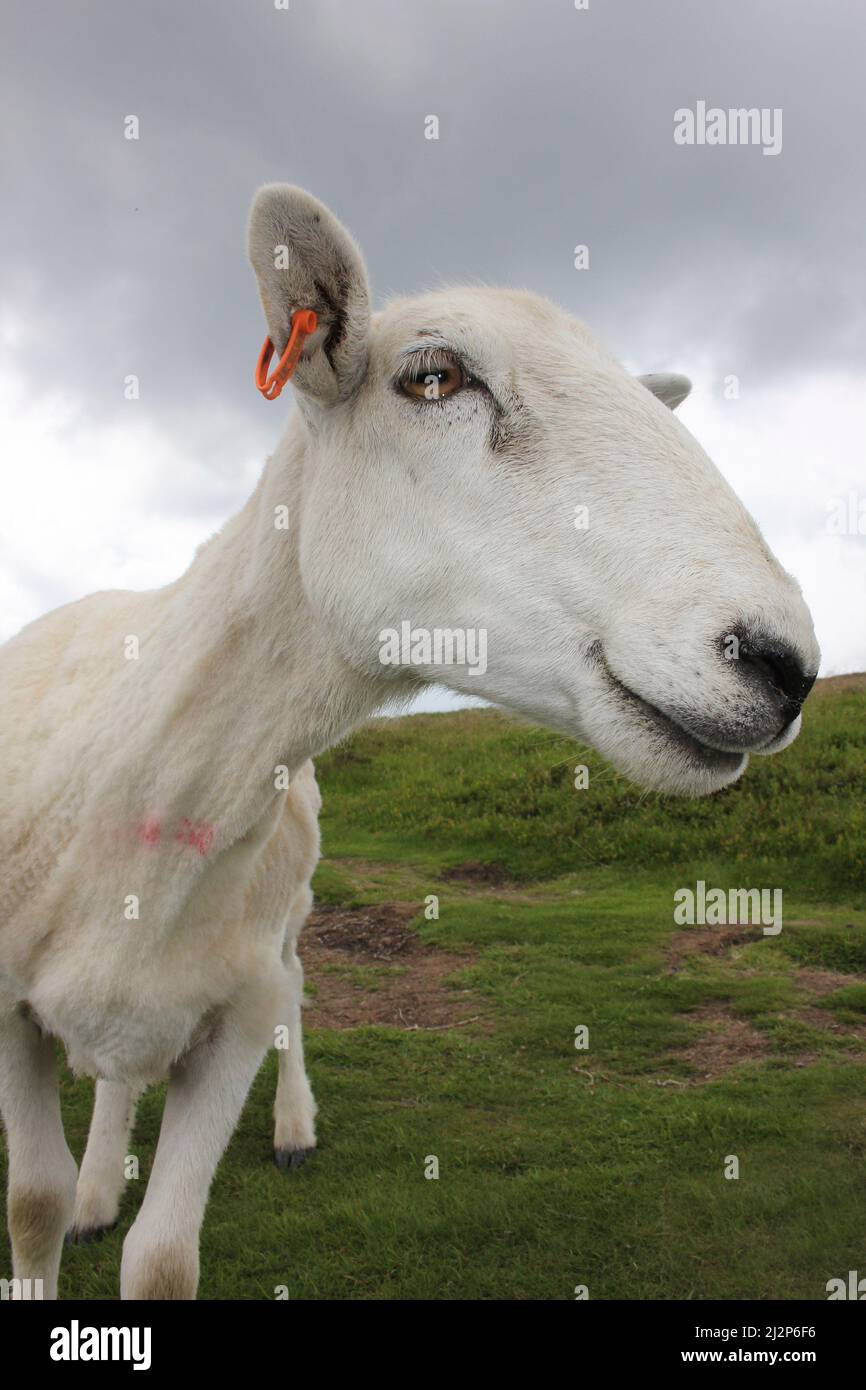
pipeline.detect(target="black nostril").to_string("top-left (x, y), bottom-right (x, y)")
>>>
top-left (736, 636), bottom-right (817, 716)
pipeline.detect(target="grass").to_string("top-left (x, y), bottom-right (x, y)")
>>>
top-left (2, 682), bottom-right (865, 1299)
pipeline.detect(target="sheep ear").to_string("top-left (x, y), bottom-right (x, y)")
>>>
top-left (638, 373), bottom-right (692, 410)
top-left (248, 184), bottom-right (371, 405)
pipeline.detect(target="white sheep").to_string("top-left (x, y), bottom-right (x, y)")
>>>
top-left (0, 185), bottom-right (819, 1299)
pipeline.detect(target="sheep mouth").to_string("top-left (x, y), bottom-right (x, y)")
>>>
top-left (593, 648), bottom-right (746, 773)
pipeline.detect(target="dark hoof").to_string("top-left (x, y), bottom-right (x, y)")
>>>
top-left (66, 1222), bottom-right (115, 1246)
top-left (274, 1146), bottom-right (315, 1172)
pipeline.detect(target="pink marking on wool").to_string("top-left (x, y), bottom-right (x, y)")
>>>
top-left (137, 817), bottom-right (162, 847)
top-left (175, 818), bottom-right (216, 857)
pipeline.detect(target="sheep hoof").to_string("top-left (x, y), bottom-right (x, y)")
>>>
top-left (274, 1146), bottom-right (314, 1172)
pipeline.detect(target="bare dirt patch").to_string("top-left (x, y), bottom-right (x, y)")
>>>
top-left (793, 967), bottom-right (858, 997)
top-left (792, 1004), bottom-right (866, 1041)
top-left (661, 947), bottom-right (866, 1078)
top-left (439, 862), bottom-right (543, 903)
top-left (667, 925), bottom-right (763, 971)
top-left (790, 969), bottom-right (866, 1043)
top-left (306, 902), bottom-right (420, 961)
top-left (677, 1004), bottom-right (770, 1081)
top-left (579, 1003), bottom-right (773, 1089)
top-left (441, 861), bottom-right (512, 887)
top-left (300, 903), bottom-right (484, 1032)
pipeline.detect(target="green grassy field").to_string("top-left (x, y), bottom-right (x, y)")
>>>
top-left (3, 680), bottom-right (865, 1299)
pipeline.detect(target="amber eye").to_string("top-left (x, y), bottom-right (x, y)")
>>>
top-left (399, 359), bottom-right (467, 401)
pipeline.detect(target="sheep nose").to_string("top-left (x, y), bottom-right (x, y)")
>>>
top-left (736, 635), bottom-right (817, 720)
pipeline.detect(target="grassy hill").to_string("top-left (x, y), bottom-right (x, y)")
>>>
top-left (315, 676), bottom-right (866, 896)
top-left (4, 678), bottom-right (865, 1299)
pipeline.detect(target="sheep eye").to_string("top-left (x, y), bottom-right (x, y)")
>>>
top-left (399, 358), bottom-right (469, 401)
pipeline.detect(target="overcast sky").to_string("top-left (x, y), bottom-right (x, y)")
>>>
top-left (1, 0), bottom-right (864, 711)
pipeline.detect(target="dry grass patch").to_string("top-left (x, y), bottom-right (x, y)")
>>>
top-left (300, 902), bottom-right (484, 1032)
top-left (678, 1004), bottom-right (770, 1081)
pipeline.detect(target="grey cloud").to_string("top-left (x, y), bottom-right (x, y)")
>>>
top-left (1, 0), bottom-right (864, 436)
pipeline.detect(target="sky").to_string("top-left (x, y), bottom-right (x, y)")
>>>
top-left (1, 0), bottom-right (864, 715)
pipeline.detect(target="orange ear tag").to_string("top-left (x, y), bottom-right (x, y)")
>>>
top-left (255, 309), bottom-right (318, 400)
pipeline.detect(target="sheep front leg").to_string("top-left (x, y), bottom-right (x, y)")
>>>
top-left (0, 1005), bottom-right (78, 1299)
top-left (119, 995), bottom-right (271, 1301)
top-left (69, 1079), bottom-right (140, 1243)
top-left (273, 944), bottom-right (317, 1170)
